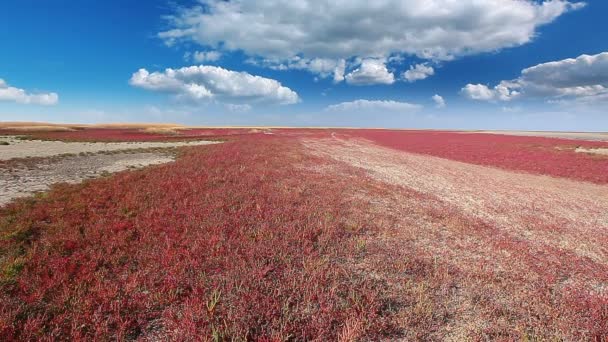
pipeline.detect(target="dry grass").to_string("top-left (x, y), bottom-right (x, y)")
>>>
top-left (140, 126), bottom-right (184, 135)
top-left (0, 125), bottom-right (76, 132)
top-left (89, 123), bottom-right (186, 129)
top-left (0, 122), bottom-right (187, 132)
top-left (304, 137), bottom-right (608, 340)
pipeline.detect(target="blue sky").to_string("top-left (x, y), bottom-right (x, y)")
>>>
top-left (0, 0), bottom-right (607, 130)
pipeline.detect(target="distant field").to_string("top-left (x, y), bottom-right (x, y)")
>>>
top-left (473, 130), bottom-right (608, 141)
top-left (1, 127), bottom-right (607, 340)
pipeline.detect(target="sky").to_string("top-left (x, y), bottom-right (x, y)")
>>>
top-left (0, 0), bottom-right (607, 130)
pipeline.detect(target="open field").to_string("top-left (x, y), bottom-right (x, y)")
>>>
top-left (1, 126), bottom-right (607, 340)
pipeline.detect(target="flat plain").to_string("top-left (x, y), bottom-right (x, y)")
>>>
top-left (1, 125), bottom-right (607, 340)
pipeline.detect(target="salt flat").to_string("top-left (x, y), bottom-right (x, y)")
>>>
top-left (0, 136), bottom-right (217, 160)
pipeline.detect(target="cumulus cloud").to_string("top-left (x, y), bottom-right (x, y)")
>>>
top-left (249, 57), bottom-right (346, 83)
top-left (189, 50), bottom-right (222, 63)
top-left (0, 78), bottom-right (58, 105)
top-left (160, 0), bottom-right (583, 81)
top-left (462, 52), bottom-right (608, 103)
top-left (325, 99), bottom-right (422, 113)
top-left (345, 59), bottom-right (395, 86)
top-left (403, 64), bottom-right (435, 82)
top-left (432, 94), bottom-right (446, 108)
top-left (461, 82), bottom-right (520, 101)
top-left (129, 65), bottom-right (300, 105)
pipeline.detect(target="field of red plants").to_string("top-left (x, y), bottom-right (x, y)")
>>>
top-left (0, 128), bottom-right (257, 142)
top-left (1, 128), bottom-right (607, 340)
top-left (342, 130), bottom-right (608, 184)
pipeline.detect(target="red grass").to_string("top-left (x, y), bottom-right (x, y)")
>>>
top-left (0, 136), bottom-right (385, 340)
top-left (1, 132), bottom-right (608, 339)
top-left (2, 128), bottom-right (180, 142)
top-left (0, 128), bottom-right (258, 142)
top-left (342, 130), bottom-right (608, 184)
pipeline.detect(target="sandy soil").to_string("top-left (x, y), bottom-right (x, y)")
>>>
top-left (576, 147), bottom-right (608, 155)
top-left (0, 152), bottom-right (179, 205)
top-left (0, 136), bottom-right (218, 160)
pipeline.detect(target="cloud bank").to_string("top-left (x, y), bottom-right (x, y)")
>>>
top-left (160, 0), bottom-right (584, 83)
top-left (325, 99), bottom-right (422, 113)
top-left (462, 51), bottom-right (608, 104)
top-left (130, 65), bottom-right (300, 105)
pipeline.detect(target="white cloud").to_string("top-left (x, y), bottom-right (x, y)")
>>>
top-left (325, 99), bottom-right (422, 113)
top-left (461, 82), bottom-right (520, 101)
top-left (345, 59), bottom-right (395, 86)
top-left (462, 84), bottom-right (495, 101)
top-left (191, 50), bottom-right (222, 63)
top-left (248, 57), bottom-right (347, 83)
top-left (160, 0), bottom-right (584, 73)
top-left (403, 64), bottom-right (435, 82)
top-left (130, 65), bottom-right (300, 105)
top-left (519, 52), bottom-right (608, 99)
top-left (0, 78), bottom-right (58, 105)
top-left (462, 51), bottom-right (608, 103)
top-left (432, 94), bottom-right (446, 108)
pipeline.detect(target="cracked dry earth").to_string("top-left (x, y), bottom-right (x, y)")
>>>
top-left (303, 137), bottom-right (608, 340)
top-left (0, 137), bottom-right (218, 205)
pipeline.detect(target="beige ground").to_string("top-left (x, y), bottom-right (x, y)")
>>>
top-left (0, 152), bottom-right (177, 205)
top-left (576, 147), bottom-right (608, 155)
top-left (0, 136), bottom-right (218, 160)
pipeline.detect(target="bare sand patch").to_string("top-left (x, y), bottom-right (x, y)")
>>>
top-left (0, 152), bottom-right (181, 205)
top-left (0, 136), bottom-right (218, 160)
top-left (575, 147), bottom-right (608, 155)
top-left (0, 136), bottom-right (220, 205)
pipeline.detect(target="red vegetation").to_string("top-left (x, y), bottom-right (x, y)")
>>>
top-left (343, 130), bottom-right (608, 184)
top-left (0, 128), bottom-right (258, 142)
top-left (0, 136), bottom-right (386, 340)
top-left (2, 128), bottom-right (608, 339)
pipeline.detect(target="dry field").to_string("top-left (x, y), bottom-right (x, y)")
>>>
top-left (0, 126), bottom-right (607, 340)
